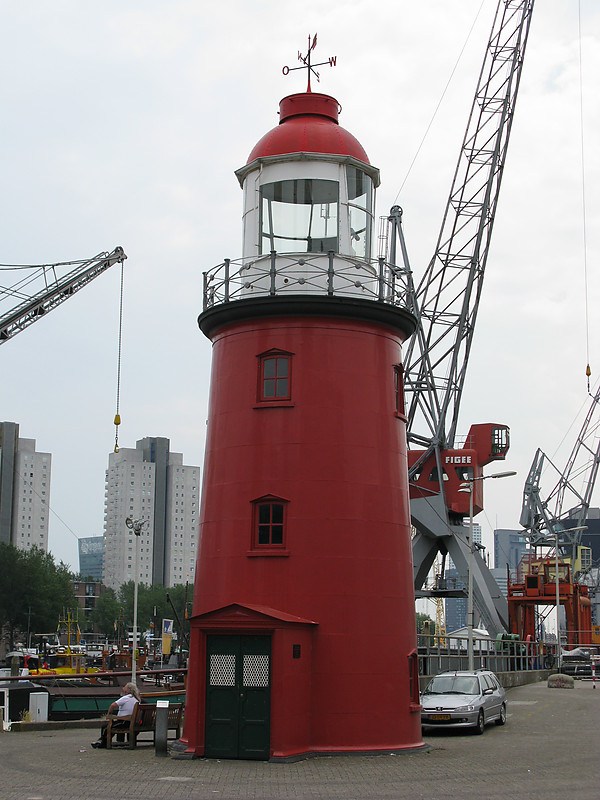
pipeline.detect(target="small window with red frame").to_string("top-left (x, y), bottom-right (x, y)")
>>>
top-left (253, 497), bottom-right (287, 548)
top-left (408, 650), bottom-right (420, 706)
top-left (258, 351), bottom-right (292, 402)
top-left (394, 364), bottom-right (405, 415)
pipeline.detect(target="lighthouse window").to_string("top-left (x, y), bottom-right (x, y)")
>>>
top-left (260, 179), bottom-right (339, 255)
top-left (253, 498), bottom-right (287, 548)
top-left (344, 166), bottom-right (373, 260)
top-left (408, 650), bottom-right (420, 706)
top-left (259, 353), bottom-right (291, 401)
top-left (394, 364), bottom-right (405, 416)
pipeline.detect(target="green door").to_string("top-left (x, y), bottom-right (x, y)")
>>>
top-left (205, 635), bottom-right (271, 760)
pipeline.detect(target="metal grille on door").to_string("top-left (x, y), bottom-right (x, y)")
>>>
top-left (209, 654), bottom-right (236, 686)
top-left (243, 654), bottom-right (269, 687)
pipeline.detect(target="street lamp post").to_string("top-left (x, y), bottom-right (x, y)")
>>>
top-left (555, 530), bottom-right (560, 672)
top-left (460, 470), bottom-right (517, 671)
top-left (466, 481), bottom-right (475, 671)
top-left (125, 517), bottom-right (146, 684)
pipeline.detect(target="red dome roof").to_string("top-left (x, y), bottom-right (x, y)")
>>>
top-left (246, 92), bottom-right (371, 165)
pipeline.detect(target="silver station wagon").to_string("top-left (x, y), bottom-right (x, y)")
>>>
top-left (420, 669), bottom-right (507, 734)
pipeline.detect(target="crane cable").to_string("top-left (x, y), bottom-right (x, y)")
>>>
top-left (113, 260), bottom-right (125, 453)
top-left (578, 1), bottom-right (592, 393)
top-left (392, 0), bottom-right (486, 205)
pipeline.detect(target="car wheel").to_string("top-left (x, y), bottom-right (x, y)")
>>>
top-left (474, 710), bottom-right (485, 735)
top-left (495, 703), bottom-right (507, 726)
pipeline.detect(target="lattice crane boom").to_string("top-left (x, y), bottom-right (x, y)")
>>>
top-left (520, 384), bottom-right (600, 560)
top-left (0, 246), bottom-right (126, 344)
top-left (402, 0), bottom-right (534, 453)
top-left (387, 1), bottom-right (535, 637)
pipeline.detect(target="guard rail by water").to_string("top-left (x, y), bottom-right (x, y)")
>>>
top-left (417, 633), bottom-right (556, 676)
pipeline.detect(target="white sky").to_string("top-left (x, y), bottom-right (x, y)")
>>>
top-left (1, 0), bottom-right (598, 572)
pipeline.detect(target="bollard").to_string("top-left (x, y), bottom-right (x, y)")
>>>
top-left (154, 700), bottom-right (169, 757)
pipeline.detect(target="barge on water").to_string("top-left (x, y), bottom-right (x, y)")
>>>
top-left (0, 669), bottom-right (186, 728)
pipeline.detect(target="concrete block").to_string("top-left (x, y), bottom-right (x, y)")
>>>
top-left (547, 673), bottom-right (575, 689)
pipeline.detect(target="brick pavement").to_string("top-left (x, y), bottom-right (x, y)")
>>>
top-left (0, 680), bottom-right (598, 800)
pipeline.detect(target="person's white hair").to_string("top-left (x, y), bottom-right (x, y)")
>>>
top-left (123, 682), bottom-right (141, 701)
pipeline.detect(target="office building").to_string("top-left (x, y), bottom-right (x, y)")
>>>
top-left (0, 422), bottom-right (51, 551)
top-left (103, 437), bottom-right (199, 590)
top-left (78, 536), bottom-right (104, 580)
top-left (444, 566), bottom-right (466, 632)
top-left (446, 523), bottom-right (482, 572)
top-left (444, 523), bottom-right (483, 631)
top-left (494, 528), bottom-right (528, 579)
top-left (490, 567), bottom-right (508, 598)
top-left (563, 508), bottom-right (600, 561)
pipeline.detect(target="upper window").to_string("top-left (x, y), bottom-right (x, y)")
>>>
top-left (394, 364), bottom-right (405, 416)
top-left (258, 351), bottom-right (292, 402)
top-left (260, 179), bottom-right (339, 255)
top-left (492, 426), bottom-right (509, 456)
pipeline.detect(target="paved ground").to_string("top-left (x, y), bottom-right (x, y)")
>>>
top-left (1, 680), bottom-right (598, 800)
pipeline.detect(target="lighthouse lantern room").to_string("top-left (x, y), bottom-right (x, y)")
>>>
top-left (185, 40), bottom-right (424, 760)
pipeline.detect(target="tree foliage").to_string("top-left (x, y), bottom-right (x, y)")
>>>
top-left (92, 581), bottom-right (192, 649)
top-left (416, 612), bottom-right (436, 635)
top-left (0, 543), bottom-right (76, 650)
top-left (0, 541), bottom-right (193, 652)
top-left (90, 588), bottom-right (121, 637)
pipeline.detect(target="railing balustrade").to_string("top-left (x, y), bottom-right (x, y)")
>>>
top-left (417, 633), bottom-right (557, 676)
top-left (202, 251), bottom-right (411, 310)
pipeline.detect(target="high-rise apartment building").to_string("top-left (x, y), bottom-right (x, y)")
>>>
top-left (0, 422), bottom-right (51, 551)
top-left (103, 437), bottom-right (199, 590)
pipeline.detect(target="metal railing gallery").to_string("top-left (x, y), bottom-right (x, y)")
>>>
top-left (202, 251), bottom-right (411, 310)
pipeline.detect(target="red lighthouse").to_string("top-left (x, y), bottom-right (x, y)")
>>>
top-left (185, 54), bottom-right (423, 759)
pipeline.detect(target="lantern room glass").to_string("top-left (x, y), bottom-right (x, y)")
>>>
top-left (260, 179), bottom-right (339, 255)
top-left (345, 166), bottom-right (373, 260)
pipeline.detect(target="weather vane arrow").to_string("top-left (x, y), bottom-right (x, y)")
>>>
top-left (282, 34), bottom-right (337, 92)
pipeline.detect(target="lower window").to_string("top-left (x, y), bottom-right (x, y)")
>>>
top-left (252, 497), bottom-right (287, 549)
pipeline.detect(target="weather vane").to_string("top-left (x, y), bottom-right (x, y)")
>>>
top-left (282, 34), bottom-right (337, 92)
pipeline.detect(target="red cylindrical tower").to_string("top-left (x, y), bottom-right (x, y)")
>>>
top-left (185, 88), bottom-right (423, 759)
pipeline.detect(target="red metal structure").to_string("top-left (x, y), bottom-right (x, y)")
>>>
top-left (408, 423), bottom-right (510, 518)
top-left (508, 558), bottom-right (593, 647)
top-left (184, 54), bottom-right (423, 759)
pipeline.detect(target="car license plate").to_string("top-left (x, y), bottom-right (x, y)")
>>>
top-left (429, 714), bottom-right (451, 721)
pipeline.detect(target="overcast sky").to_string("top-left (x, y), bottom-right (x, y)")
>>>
top-left (1, 1), bottom-right (598, 577)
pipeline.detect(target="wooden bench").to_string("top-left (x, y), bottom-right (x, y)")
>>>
top-left (106, 702), bottom-right (184, 749)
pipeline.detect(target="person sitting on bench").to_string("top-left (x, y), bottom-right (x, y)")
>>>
top-left (91, 682), bottom-right (141, 749)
